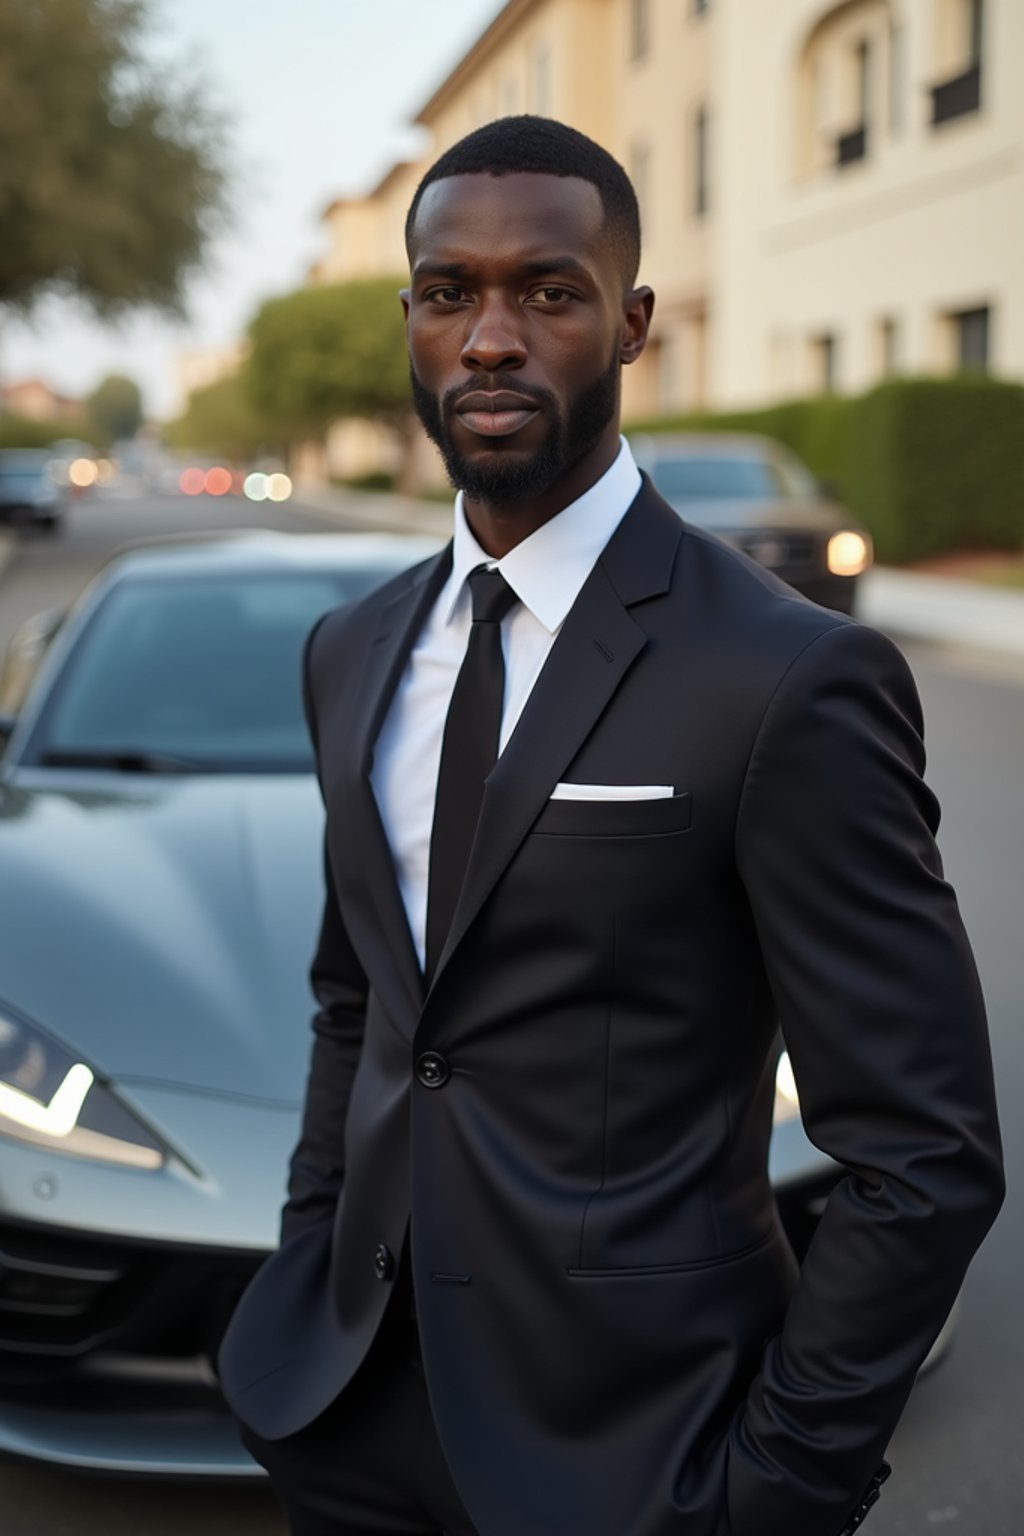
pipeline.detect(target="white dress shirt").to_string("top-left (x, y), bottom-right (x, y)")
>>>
top-left (371, 439), bottom-right (642, 970)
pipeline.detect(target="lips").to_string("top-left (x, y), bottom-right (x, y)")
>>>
top-left (454, 391), bottom-right (541, 440)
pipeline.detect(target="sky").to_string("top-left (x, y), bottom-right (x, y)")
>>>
top-left (2, 0), bottom-right (506, 419)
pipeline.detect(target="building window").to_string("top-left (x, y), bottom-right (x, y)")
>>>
top-left (796, 4), bottom-right (897, 181)
top-left (693, 105), bottom-right (709, 218)
top-left (837, 38), bottom-right (870, 166)
top-left (693, 0), bottom-right (710, 13)
top-left (631, 142), bottom-right (650, 231)
top-left (810, 332), bottom-right (839, 393)
top-left (499, 74), bottom-right (518, 116)
top-left (969, 0), bottom-right (984, 66)
top-left (932, 0), bottom-right (983, 125)
top-left (877, 316), bottom-right (900, 376)
top-left (630, 0), bottom-right (650, 61)
top-left (530, 42), bottom-right (551, 115)
top-left (659, 335), bottom-right (679, 412)
top-left (952, 306), bottom-right (990, 370)
top-left (889, 20), bottom-right (902, 133)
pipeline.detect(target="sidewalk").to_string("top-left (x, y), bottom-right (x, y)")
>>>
top-left (297, 483), bottom-right (1024, 664)
top-left (858, 566), bottom-right (1024, 660)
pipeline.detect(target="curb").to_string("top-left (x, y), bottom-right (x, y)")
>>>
top-left (859, 568), bottom-right (1024, 661)
top-left (291, 483), bottom-right (451, 540)
top-left (0, 532), bottom-right (18, 585)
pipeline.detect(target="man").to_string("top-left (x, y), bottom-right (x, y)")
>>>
top-left (219, 118), bottom-right (1003, 1536)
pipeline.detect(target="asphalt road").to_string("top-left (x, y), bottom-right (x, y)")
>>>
top-left (0, 493), bottom-right (1020, 1534)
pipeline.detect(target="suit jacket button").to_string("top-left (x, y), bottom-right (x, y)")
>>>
top-left (416, 1051), bottom-right (450, 1088)
top-left (373, 1243), bottom-right (394, 1281)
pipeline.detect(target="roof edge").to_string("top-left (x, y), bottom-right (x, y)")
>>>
top-left (414, 0), bottom-right (540, 125)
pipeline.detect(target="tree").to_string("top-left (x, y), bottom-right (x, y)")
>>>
top-left (163, 370), bottom-right (280, 463)
top-left (246, 278), bottom-right (416, 485)
top-left (87, 373), bottom-right (143, 443)
top-left (0, 413), bottom-right (96, 450)
top-left (0, 0), bottom-right (227, 317)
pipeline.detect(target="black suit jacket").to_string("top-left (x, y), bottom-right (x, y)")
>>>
top-left (219, 480), bottom-right (1003, 1536)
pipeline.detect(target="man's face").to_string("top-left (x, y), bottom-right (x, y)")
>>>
top-left (403, 173), bottom-right (648, 509)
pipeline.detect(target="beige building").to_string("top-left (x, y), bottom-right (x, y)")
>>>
top-left (0, 378), bottom-right (83, 423)
top-left (313, 0), bottom-right (1021, 459)
top-left (716, 0), bottom-right (1023, 405)
top-left (170, 340), bottom-right (250, 420)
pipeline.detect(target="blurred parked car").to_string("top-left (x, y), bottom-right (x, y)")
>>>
top-left (630, 432), bottom-right (871, 613)
top-left (0, 530), bottom-right (940, 1479)
top-left (0, 449), bottom-right (67, 533)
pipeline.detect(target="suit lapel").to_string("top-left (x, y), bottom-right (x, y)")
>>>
top-left (344, 546), bottom-right (453, 1026)
top-left (426, 482), bottom-right (684, 995)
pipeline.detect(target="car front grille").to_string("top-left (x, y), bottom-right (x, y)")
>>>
top-left (0, 1222), bottom-right (263, 1386)
top-left (735, 532), bottom-right (819, 571)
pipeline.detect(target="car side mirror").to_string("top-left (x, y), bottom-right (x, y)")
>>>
top-left (816, 477), bottom-right (842, 502)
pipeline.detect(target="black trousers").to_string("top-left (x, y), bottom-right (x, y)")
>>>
top-left (241, 1299), bottom-right (478, 1536)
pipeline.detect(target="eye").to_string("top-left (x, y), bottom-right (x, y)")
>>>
top-left (426, 286), bottom-right (468, 306)
top-left (529, 286), bottom-right (574, 306)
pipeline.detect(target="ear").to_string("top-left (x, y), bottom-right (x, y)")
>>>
top-left (620, 286), bottom-right (654, 366)
top-left (399, 288), bottom-right (411, 323)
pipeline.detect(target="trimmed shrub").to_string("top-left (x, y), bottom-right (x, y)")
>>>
top-left (626, 396), bottom-right (855, 495)
top-left (846, 377), bottom-right (1024, 563)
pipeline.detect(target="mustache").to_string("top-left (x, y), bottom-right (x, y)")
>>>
top-left (441, 375), bottom-right (556, 415)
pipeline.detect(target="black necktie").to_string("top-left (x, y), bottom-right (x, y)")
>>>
top-left (425, 565), bottom-right (518, 981)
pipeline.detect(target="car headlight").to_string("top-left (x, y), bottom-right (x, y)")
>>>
top-left (827, 530), bottom-right (871, 577)
top-left (773, 1050), bottom-right (802, 1126)
top-left (0, 1005), bottom-right (165, 1169)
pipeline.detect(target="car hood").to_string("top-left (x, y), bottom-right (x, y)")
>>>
top-left (664, 496), bottom-right (844, 533)
top-left (0, 772), bottom-right (327, 1101)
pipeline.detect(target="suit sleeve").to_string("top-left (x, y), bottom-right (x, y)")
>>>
top-left (729, 620), bottom-right (1004, 1536)
top-left (279, 615), bottom-right (370, 1244)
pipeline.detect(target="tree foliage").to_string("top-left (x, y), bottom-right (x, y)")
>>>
top-left (0, 413), bottom-right (96, 450)
top-left (163, 370), bottom-right (280, 462)
top-left (245, 279), bottom-right (410, 438)
top-left (0, 0), bottom-right (228, 316)
top-left (86, 373), bottom-right (143, 442)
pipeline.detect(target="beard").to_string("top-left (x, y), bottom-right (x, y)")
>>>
top-left (410, 350), bottom-right (620, 505)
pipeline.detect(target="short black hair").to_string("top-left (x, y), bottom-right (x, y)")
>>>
top-left (405, 116), bottom-right (641, 286)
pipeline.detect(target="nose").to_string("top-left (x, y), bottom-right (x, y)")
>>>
top-left (460, 296), bottom-right (527, 373)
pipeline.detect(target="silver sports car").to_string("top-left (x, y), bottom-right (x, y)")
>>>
top-left (0, 530), bottom-right (912, 1479)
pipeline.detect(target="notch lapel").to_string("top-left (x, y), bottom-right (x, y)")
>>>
top-left (343, 546), bottom-right (453, 1028)
top-left (425, 484), bottom-right (683, 996)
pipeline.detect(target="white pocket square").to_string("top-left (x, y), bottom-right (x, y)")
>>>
top-left (549, 782), bottom-right (674, 802)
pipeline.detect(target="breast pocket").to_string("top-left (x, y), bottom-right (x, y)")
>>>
top-left (531, 791), bottom-right (692, 839)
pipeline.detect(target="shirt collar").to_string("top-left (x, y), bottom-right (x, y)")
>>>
top-left (443, 438), bottom-right (642, 633)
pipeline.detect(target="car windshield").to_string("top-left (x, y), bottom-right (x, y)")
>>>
top-left (649, 451), bottom-right (818, 502)
top-left (0, 456), bottom-right (49, 486)
top-left (27, 569), bottom-right (391, 773)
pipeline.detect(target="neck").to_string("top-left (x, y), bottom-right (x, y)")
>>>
top-left (461, 431), bottom-right (621, 559)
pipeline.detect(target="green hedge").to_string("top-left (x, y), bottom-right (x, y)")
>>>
top-left (0, 414), bottom-right (98, 450)
top-left (846, 378), bottom-right (1024, 562)
top-left (627, 376), bottom-right (1024, 564)
top-left (330, 471), bottom-right (395, 493)
top-left (627, 396), bottom-right (855, 497)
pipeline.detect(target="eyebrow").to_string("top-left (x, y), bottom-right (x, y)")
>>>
top-left (413, 256), bottom-right (594, 282)
top-left (413, 261), bottom-right (470, 280)
top-left (520, 256), bottom-right (592, 280)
